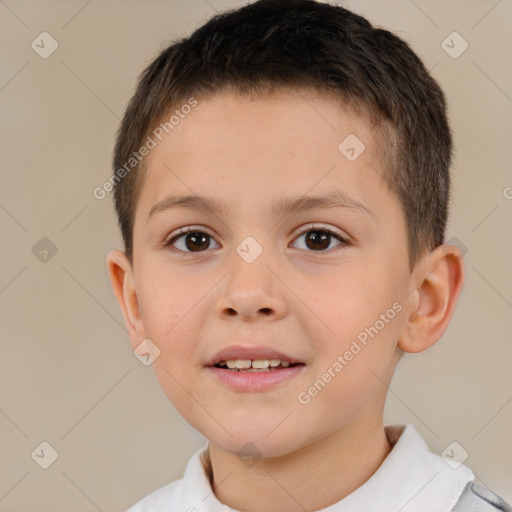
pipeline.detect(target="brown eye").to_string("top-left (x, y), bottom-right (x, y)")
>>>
top-left (292, 226), bottom-right (347, 252)
top-left (165, 228), bottom-right (220, 253)
top-left (305, 230), bottom-right (331, 250)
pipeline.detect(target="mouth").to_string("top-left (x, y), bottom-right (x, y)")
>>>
top-left (205, 348), bottom-right (307, 391)
top-left (212, 358), bottom-right (304, 372)
top-left (205, 344), bottom-right (306, 391)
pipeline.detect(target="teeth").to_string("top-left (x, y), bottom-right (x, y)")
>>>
top-left (226, 359), bottom-right (251, 369)
top-left (251, 359), bottom-right (269, 369)
top-left (217, 358), bottom-right (292, 369)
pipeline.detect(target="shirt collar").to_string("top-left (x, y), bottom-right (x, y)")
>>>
top-left (177, 423), bottom-right (475, 511)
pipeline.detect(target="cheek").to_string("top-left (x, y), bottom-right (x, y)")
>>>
top-left (310, 262), bottom-right (403, 380)
top-left (135, 273), bottom-right (202, 396)
top-left (136, 263), bottom-right (201, 338)
top-left (311, 263), bottom-right (395, 339)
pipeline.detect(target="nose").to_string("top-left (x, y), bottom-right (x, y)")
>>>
top-left (214, 254), bottom-right (288, 322)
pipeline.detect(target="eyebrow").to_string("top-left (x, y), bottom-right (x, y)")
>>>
top-left (147, 190), bottom-right (375, 222)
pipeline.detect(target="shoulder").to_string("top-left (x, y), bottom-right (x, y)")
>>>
top-left (451, 481), bottom-right (512, 512)
top-left (124, 478), bottom-right (183, 512)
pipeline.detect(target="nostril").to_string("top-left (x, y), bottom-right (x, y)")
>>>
top-left (224, 307), bottom-right (272, 316)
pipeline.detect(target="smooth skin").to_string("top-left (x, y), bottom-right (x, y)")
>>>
top-left (107, 87), bottom-right (464, 511)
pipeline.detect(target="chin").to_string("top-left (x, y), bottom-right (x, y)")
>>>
top-left (207, 422), bottom-right (309, 460)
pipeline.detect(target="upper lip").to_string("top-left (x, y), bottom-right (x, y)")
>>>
top-left (206, 345), bottom-right (304, 367)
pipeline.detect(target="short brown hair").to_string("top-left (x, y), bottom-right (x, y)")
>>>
top-left (112, 0), bottom-right (453, 270)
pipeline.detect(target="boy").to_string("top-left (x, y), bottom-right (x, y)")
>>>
top-left (106, 0), bottom-right (511, 510)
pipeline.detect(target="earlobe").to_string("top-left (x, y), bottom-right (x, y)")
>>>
top-left (397, 244), bottom-right (465, 354)
top-left (106, 250), bottom-right (143, 340)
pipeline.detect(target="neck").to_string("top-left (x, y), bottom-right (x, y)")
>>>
top-left (206, 411), bottom-right (393, 511)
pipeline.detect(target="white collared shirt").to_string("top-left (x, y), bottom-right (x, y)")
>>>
top-left (125, 423), bottom-right (475, 511)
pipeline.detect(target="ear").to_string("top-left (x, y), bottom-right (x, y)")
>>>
top-left (106, 249), bottom-right (145, 349)
top-left (398, 244), bottom-right (465, 353)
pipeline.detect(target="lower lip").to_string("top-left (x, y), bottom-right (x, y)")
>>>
top-left (205, 365), bottom-right (306, 392)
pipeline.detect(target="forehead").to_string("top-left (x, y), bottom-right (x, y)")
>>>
top-left (136, 89), bottom-right (395, 224)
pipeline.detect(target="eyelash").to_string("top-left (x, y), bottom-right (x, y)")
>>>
top-left (163, 224), bottom-right (349, 254)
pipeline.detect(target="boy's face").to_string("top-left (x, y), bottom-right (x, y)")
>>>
top-left (114, 89), bottom-right (419, 457)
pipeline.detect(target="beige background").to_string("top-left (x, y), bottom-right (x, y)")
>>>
top-left (1, 0), bottom-right (511, 510)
